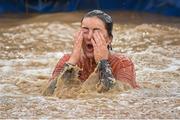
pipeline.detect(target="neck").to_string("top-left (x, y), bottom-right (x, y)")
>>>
top-left (80, 54), bottom-right (97, 69)
top-left (85, 56), bottom-right (96, 65)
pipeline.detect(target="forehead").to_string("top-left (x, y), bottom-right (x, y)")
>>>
top-left (81, 17), bottom-right (106, 29)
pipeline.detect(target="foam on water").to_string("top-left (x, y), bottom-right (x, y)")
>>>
top-left (143, 58), bottom-right (180, 72)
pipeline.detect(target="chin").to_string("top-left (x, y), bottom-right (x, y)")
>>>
top-left (84, 52), bottom-right (94, 59)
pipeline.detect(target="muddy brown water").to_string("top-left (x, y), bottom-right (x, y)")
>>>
top-left (0, 12), bottom-right (180, 119)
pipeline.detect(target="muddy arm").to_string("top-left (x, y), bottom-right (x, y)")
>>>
top-left (42, 79), bottom-right (57, 96)
top-left (96, 60), bottom-right (116, 93)
top-left (42, 63), bottom-right (79, 96)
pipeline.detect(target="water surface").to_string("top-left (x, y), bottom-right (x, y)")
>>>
top-left (0, 12), bottom-right (180, 119)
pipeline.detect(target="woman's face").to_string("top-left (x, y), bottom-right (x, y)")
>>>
top-left (81, 16), bottom-right (111, 59)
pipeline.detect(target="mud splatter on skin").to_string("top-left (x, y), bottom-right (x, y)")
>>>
top-left (42, 64), bottom-right (131, 99)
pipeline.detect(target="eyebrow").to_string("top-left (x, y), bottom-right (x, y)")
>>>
top-left (82, 27), bottom-right (88, 29)
top-left (82, 27), bottom-right (101, 31)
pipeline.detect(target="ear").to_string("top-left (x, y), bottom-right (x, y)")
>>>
top-left (107, 35), bottom-right (113, 45)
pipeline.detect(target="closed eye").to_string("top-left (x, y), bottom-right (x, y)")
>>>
top-left (93, 28), bottom-right (101, 33)
top-left (81, 27), bottom-right (89, 33)
top-left (93, 28), bottom-right (100, 31)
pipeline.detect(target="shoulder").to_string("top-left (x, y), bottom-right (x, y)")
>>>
top-left (61, 54), bottom-right (71, 60)
top-left (50, 53), bottom-right (71, 81)
top-left (109, 52), bottom-right (132, 62)
top-left (56, 53), bottom-right (71, 65)
top-left (108, 52), bottom-right (134, 68)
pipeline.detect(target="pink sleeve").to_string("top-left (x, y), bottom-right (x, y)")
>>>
top-left (116, 65), bottom-right (139, 88)
top-left (113, 59), bottom-right (139, 88)
top-left (49, 54), bottom-right (70, 81)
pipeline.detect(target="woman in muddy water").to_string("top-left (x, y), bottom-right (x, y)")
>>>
top-left (42, 10), bottom-right (139, 98)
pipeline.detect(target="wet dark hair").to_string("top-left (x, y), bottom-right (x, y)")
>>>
top-left (81, 10), bottom-right (113, 37)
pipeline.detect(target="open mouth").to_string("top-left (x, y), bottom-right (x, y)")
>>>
top-left (86, 43), bottom-right (93, 52)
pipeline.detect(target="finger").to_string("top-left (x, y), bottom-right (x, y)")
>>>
top-left (91, 38), bottom-right (98, 55)
top-left (98, 31), bottom-right (107, 45)
top-left (96, 31), bottom-right (103, 45)
top-left (74, 31), bottom-right (81, 44)
top-left (77, 30), bottom-right (82, 40)
top-left (93, 31), bottom-right (102, 46)
top-left (78, 31), bottom-right (83, 41)
top-left (91, 38), bottom-right (97, 48)
top-left (75, 30), bottom-right (81, 39)
top-left (77, 31), bottom-right (83, 47)
top-left (73, 31), bottom-right (83, 51)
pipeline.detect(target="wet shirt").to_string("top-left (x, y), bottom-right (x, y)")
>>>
top-left (50, 53), bottom-right (139, 88)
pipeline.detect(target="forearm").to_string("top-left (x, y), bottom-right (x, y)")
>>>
top-left (57, 63), bottom-right (80, 84)
top-left (43, 63), bottom-right (79, 96)
top-left (97, 59), bottom-right (116, 92)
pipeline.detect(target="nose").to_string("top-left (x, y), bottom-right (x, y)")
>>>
top-left (87, 30), bottom-right (93, 39)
